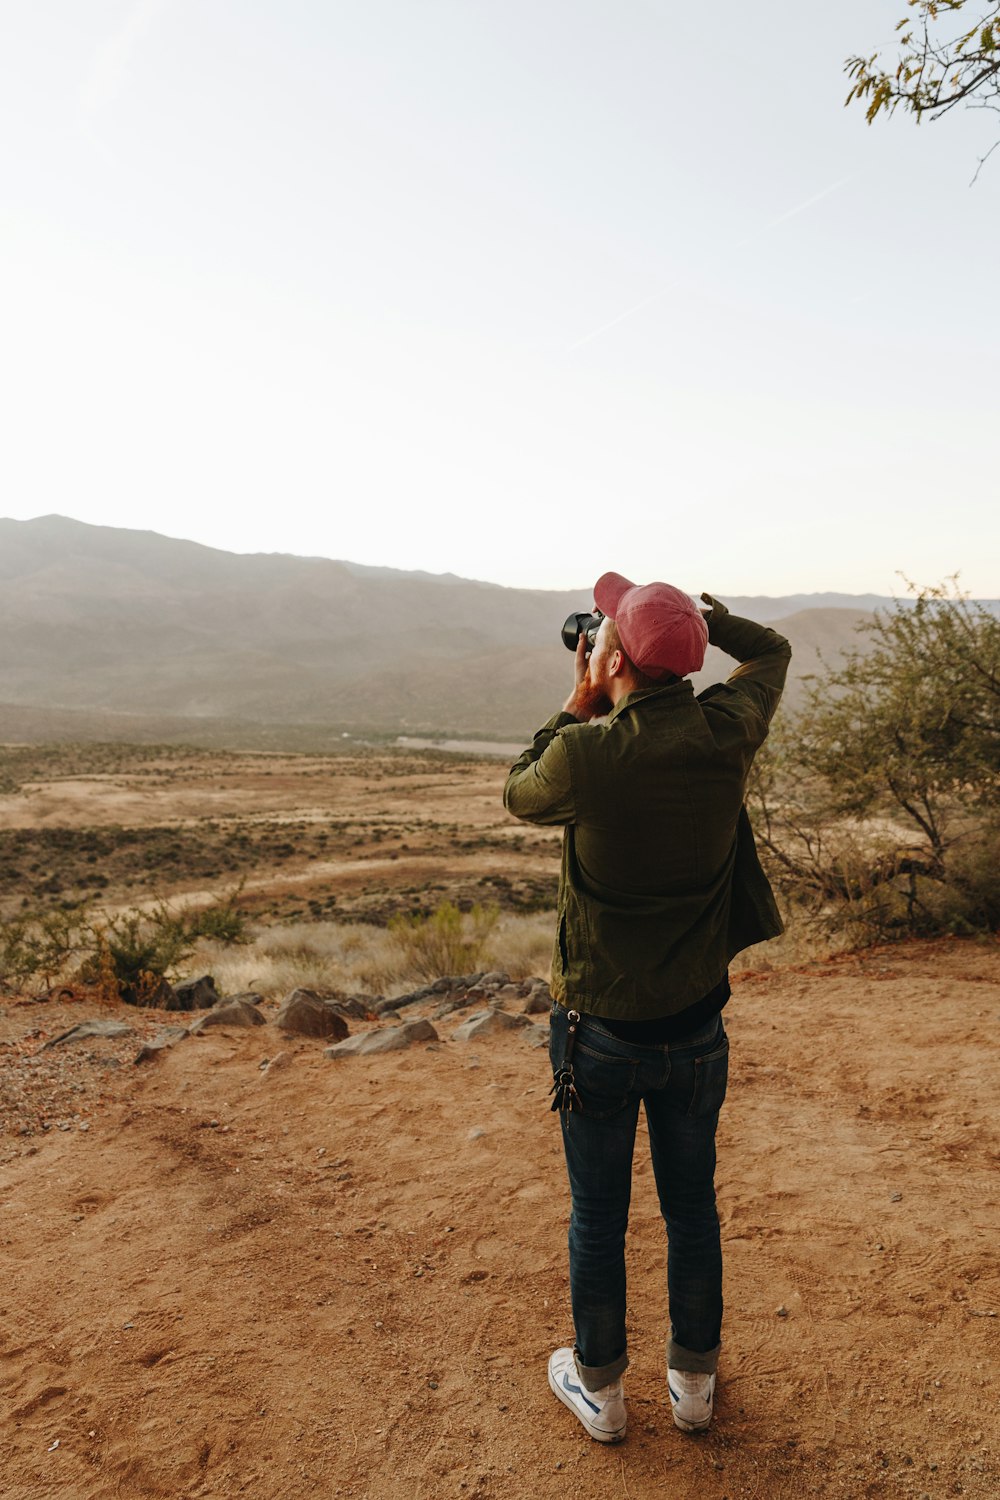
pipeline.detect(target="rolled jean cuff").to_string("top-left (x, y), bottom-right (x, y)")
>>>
top-left (574, 1346), bottom-right (628, 1392)
top-left (667, 1336), bottom-right (720, 1375)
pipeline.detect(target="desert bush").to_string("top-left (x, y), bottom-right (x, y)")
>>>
top-left (748, 579), bottom-right (999, 945)
top-left (0, 908), bottom-right (89, 992)
top-left (80, 906), bottom-right (193, 999)
top-left (181, 885), bottom-right (250, 945)
top-left (388, 901), bottom-right (500, 981)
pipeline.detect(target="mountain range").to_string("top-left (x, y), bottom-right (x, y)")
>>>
top-left (0, 515), bottom-right (978, 747)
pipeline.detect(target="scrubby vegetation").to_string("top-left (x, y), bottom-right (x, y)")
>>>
top-left (748, 580), bottom-right (999, 945)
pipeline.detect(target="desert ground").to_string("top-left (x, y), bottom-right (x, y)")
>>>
top-left (1, 743), bottom-right (998, 1499)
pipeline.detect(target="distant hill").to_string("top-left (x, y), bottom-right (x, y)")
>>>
top-left (1, 514), bottom-right (982, 747)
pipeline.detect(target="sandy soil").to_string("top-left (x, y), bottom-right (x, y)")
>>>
top-left (1, 939), bottom-right (997, 1500)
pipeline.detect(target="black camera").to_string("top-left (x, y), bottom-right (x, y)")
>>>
top-left (561, 609), bottom-right (604, 653)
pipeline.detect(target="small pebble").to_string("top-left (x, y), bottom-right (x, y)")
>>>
top-left (890, 1192), bottom-right (902, 1202)
top-left (776, 1305), bottom-right (788, 1318)
top-left (467, 1127), bottom-right (486, 1141)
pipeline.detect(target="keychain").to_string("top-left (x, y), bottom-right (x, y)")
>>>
top-left (549, 1009), bottom-right (582, 1112)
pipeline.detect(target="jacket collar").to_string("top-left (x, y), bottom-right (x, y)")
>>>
top-left (606, 677), bottom-right (695, 724)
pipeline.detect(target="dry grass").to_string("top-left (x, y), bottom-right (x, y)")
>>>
top-left (191, 910), bottom-right (556, 1001)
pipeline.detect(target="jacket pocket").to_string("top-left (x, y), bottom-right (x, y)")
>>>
top-left (557, 913), bottom-right (569, 976)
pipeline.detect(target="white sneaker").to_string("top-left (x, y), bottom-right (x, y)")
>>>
top-left (547, 1347), bottom-right (626, 1443)
top-left (668, 1367), bottom-right (716, 1431)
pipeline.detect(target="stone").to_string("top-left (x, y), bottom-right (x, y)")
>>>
top-left (453, 1009), bottom-right (528, 1042)
top-left (168, 975), bottom-right (219, 1011)
top-left (284, 987), bottom-right (372, 1020)
top-left (259, 1050), bottom-right (292, 1077)
top-left (133, 1026), bottom-right (190, 1064)
top-left (495, 984), bottom-right (524, 1003)
top-left (224, 991), bottom-right (265, 1007)
top-left (478, 971), bottom-right (510, 988)
top-left (522, 991), bottom-right (551, 1015)
top-left (324, 1019), bottom-right (437, 1059)
top-left (522, 1023), bottom-right (550, 1048)
top-left (189, 998), bottom-right (267, 1032)
top-left (275, 990), bottom-right (349, 1040)
top-left (44, 1019), bottom-right (133, 1049)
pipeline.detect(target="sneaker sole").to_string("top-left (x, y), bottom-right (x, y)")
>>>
top-left (547, 1367), bottom-right (626, 1443)
top-left (671, 1408), bottom-right (712, 1433)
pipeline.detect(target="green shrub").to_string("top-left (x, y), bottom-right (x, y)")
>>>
top-left (0, 908), bottom-right (87, 992)
top-left (183, 886), bottom-right (250, 945)
top-left (389, 900), bottom-right (500, 981)
top-left (80, 907), bottom-right (192, 1000)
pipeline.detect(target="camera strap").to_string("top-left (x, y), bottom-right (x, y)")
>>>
top-left (549, 1008), bottom-right (581, 1113)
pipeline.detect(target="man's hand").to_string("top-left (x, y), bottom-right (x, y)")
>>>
top-left (562, 634), bottom-right (612, 722)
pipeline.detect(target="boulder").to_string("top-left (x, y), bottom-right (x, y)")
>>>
top-left (44, 1019), bottom-right (133, 1049)
top-left (522, 1022), bottom-right (551, 1049)
top-left (478, 971), bottom-right (510, 988)
top-left (189, 998), bottom-right (267, 1032)
top-left (453, 1009), bottom-right (528, 1042)
top-left (275, 990), bottom-right (349, 1040)
top-left (324, 1018), bottom-right (437, 1059)
top-left (168, 975), bottom-right (219, 1011)
top-left (133, 1026), bottom-right (190, 1064)
top-left (224, 991), bottom-right (265, 1007)
top-left (283, 987), bottom-right (372, 1020)
top-left (522, 991), bottom-right (551, 1015)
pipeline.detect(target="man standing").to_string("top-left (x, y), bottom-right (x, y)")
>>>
top-left (503, 573), bottom-right (790, 1444)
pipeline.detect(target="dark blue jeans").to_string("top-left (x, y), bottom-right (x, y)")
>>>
top-left (549, 1004), bottom-right (729, 1390)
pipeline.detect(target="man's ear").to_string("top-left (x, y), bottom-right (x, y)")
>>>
top-left (608, 649), bottom-right (625, 678)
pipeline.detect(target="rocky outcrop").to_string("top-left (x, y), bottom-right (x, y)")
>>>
top-left (168, 976), bottom-right (219, 1011)
top-left (379, 973), bottom-right (551, 1021)
top-left (325, 1018), bottom-right (437, 1059)
top-left (189, 997), bottom-right (267, 1032)
top-left (452, 1009), bottom-right (529, 1042)
top-left (275, 990), bottom-right (350, 1040)
top-left (44, 1019), bottom-right (133, 1049)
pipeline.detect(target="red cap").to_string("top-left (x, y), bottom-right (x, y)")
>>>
top-left (594, 572), bottom-right (708, 679)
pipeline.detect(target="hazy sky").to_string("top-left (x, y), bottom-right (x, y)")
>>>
top-left (2, 1), bottom-right (998, 595)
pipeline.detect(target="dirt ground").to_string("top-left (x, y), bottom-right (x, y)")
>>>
top-left (1, 938), bottom-right (997, 1500)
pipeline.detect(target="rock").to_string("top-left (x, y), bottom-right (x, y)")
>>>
top-left (275, 991), bottom-right (349, 1040)
top-left (522, 991), bottom-right (551, 1015)
top-left (467, 1126), bottom-right (486, 1141)
top-left (478, 971), bottom-right (510, 988)
top-left (495, 984), bottom-right (524, 1003)
top-left (168, 975), bottom-right (219, 1011)
top-left (522, 1023), bottom-right (550, 1048)
top-left (283, 987), bottom-right (372, 1020)
top-left (259, 1050), bottom-right (292, 1077)
top-left (453, 1009), bottom-right (528, 1042)
top-left (189, 998), bottom-right (267, 1032)
top-left (324, 1019), bottom-right (438, 1059)
top-left (133, 1026), bottom-right (189, 1064)
top-left (44, 1019), bottom-right (134, 1049)
top-left (376, 986), bottom-right (433, 1015)
top-left (224, 991), bottom-right (265, 1007)
top-left (432, 992), bottom-right (480, 1020)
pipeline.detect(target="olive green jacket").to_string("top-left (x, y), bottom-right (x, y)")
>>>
top-left (503, 599), bottom-right (791, 1020)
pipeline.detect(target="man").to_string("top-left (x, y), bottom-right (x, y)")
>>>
top-left (503, 572), bottom-right (791, 1444)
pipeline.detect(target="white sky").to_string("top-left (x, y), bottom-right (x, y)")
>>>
top-left (1, 1), bottom-right (998, 595)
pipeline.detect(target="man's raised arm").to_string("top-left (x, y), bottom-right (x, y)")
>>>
top-left (503, 712), bottom-right (578, 826)
top-left (699, 593), bottom-right (792, 729)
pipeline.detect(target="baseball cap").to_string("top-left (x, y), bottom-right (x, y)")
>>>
top-left (594, 571), bottom-right (708, 679)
